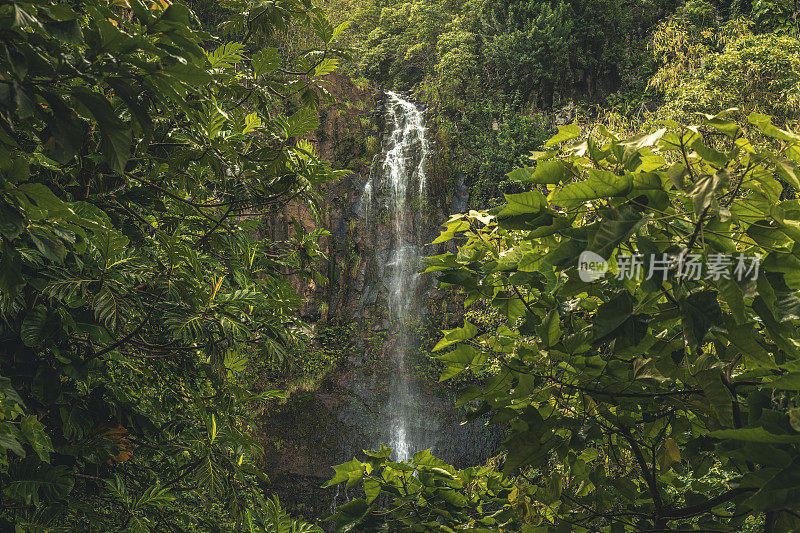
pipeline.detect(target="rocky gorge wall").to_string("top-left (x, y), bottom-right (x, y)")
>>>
top-left (255, 75), bottom-right (499, 519)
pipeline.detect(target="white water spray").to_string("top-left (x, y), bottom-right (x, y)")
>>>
top-left (362, 91), bottom-right (429, 462)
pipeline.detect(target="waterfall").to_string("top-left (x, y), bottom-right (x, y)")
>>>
top-left (362, 91), bottom-right (429, 462)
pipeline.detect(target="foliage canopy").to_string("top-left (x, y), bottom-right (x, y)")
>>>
top-left (329, 111), bottom-right (800, 532)
top-left (0, 0), bottom-right (346, 529)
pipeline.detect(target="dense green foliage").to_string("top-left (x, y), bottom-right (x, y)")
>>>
top-left (327, 0), bottom-right (800, 205)
top-left (650, 15), bottom-right (800, 122)
top-left (330, 111), bottom-right (800, 531)
top-left (5, 0), bottom-right (800, 530)
top-left (0, 0), bottom-right (347, 529)
top-left (325, 0), bottom-right (682, 203)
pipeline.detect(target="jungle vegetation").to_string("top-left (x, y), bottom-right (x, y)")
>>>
top-left (0, 0), bottom-right (346, 529)
top-left (322, 1), bottom-right (800, 532)
top-left (3, 0), bottom-right (800, 531)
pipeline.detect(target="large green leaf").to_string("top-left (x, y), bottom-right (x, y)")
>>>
top-left (0, 240), bottom-right (24, 297)
top-left (686, 172), bottom-right (723, 217)
top-left (0, 422), bottom-right (25, 458)
top-left (746, 456), bottom-right (800, 511)
top-left (71, 89), bottom-right (131, 172)
top-left (710, 427), bottom-right (800, 443)
top-left (681, 290), bottom-right (722, 351)
top-left (592, 292), bottom-right (634, 341)
top-left (323, 458), bottom-right (363, 489)
top-left (550, 169), bottom-right (632, 207)
top-left (497, 190), bottom-right (546, 216)
top-left (21, 306), bottom-right (47, 348)
top-left (749, 113), bottom-right (800, 143)
top-left (433, 321), bottom-right (478, 351)
top-left (20, 416), bottom-right (53, 463)
top-left (4, 460), bottom-right (74, 507)
top-left (334, 498), bottom-right (369, 533)
top-left (545, 124), bottom-right (581, 147)
top-left (587, 205), bottom-right (648, 258)
top-left (252, 47), bottom-right (281, 75)
top-left (507, 161), bottom-right (565, 185)
top-left (724, 323), bottom-right (776, 369)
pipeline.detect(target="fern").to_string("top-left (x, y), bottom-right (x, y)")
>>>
top-left (247, 495), bottom-right (323, 533)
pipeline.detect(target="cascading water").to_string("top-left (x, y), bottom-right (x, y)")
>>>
top-left (362, 91), bottom-right (429, 461)
top-left (259, 90), bottom-right (501, 522)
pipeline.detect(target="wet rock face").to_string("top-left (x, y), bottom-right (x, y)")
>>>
top-left (258, 81), bottom-right (498, 520)
top-left (261, 377), bottom-right (503, 520)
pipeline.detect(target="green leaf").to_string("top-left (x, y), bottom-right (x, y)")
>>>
top-left (164, 60), bottom-right (212, 85)
top-left (657, 437), bottom-right (680, 472)
top-left (431, 218), bottom-right (469, 244)
top-left (21, 306), bottom-right (47, 348)
top-left (686, 172), bottom-right (723, 217)
top-left (503, 432), bottom-right (547, 473)
top-left (710, 427), bottom-right (800, 443)
top-left (93, 284), bottom-right (120, 330)
top-left (95, 229), bottom-right (129, 263)
top-left (252, 48), bottom-right (280, 75)
top-left (3, 460), bottom-right (74, 507)
top-left (28, 226), bottom-right (66, 263)
top-left (592, 292), bottom-right (634, 341)
top-left (17, 183), bottom-right (70, 215)
top-left (363, 478), bottom-right (380, 504)
top-left (765, 373), bottom-right (800, 390)
top-left (334, 498), bottom-right (369, 533)
top-left (59, 407), bottom-right (92, 441)
top-left (692, 138), bottom-right (728, 167)
top-left (724, 323), bottom-right (776, 369)
top-left (283, 106), bottom-right (320, 138)
top-left (207, 42), bottom-right (244, 69)
top-left (550, 169), bottom-right (632, 207)
top-left (588, 206), bottom-right (648, 258)
top-left (0, 4), bottom-right (39, 30)
top-left (700, 112), bottom-right (740, 138)
top-left (0, 240), bottom-right (24, 297)
top-left (242, 112), bottom-right (262, 134)
top-left (433, 321), bottom-right (478, 352)
top-left (0, 201), bottom-right (25, 239)
top-left (518, 311), bottom-right (542, 336)
top-left (439, 364), bottom-right (466, 381)
top-left (717, 278), bottom-right (746, 325)
top-left (753, 296), bottom-right (799, 358)
top-left (323, 458), bottom-right (363, 488)
top-left (772, 156), bottom-right (800, 190)
top-left (0, 422), bottom-right (25, 457)
top-left (71, 90), bottom-right (131, 172)
top-left (497, 191), bottom-right (546, 216)
top-left (20, 416), bottom-right (53, 463)
top-left (152, 3), bottom-right (195, 31)
top-left (492, 291), bottom-right (526, 320)
top-left (749, 113), bottom-right (800, 143)
top-left (745, 456), bottom-right (800, 511)
top-left (545, 124), bottom-right (580, 147)
top-left (435, 344), bottom-right (478, 364)
top-left (13, 82), bottom-right (37, 119)
top-left (313, 57), bottom-right (339, 77)
top-left (536, 310), bottom-right (561, 347)
top-left (507, 161), bottom-right (565, 184)
top-left (681, 290), bottom-right (722, 351)
top-left (223, 350), bottom-right (248, 377)
top-left (44, 18), bottom-right (82, 44)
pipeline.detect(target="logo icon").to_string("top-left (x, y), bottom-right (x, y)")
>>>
top-left (578, 251), bottom-right (608, 282)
